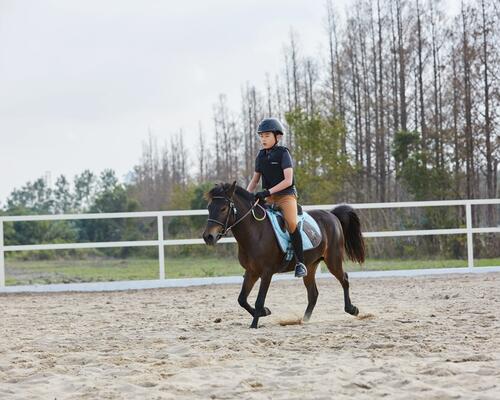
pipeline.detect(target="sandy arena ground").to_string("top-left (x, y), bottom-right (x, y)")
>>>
top-left (0, 272), bottom-right (499, 399)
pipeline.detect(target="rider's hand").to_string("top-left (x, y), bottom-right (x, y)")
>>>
top-left (254, 189), bottom-right (270, 202)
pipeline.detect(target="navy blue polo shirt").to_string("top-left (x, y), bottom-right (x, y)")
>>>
top-left (255, 145), bottom-right (297, 196)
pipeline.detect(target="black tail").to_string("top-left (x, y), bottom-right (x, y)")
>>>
top-left (331, 204), bottom-right (365, 264)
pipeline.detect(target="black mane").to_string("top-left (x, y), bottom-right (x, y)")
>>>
top-left (206, 183), bottom-right (254, 203)
top-left (234, 185), bottom-right (255, 202)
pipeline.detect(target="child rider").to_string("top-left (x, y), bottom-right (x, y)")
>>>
top-left (246, 118), bottom-right (307, 278)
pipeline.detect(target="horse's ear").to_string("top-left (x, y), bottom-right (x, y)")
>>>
top-left (227, 181), bottom-right (237, 198)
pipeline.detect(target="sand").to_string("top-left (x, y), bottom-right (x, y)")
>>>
top-left (0, 272), bottom-right (499, 399)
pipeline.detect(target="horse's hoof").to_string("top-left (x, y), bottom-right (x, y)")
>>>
top-left (254, 307), bottom-right (271, 317)
top-left (250, 322), bottom-right (258, 329)
top-left (346, 305), bottom-right (359, 316)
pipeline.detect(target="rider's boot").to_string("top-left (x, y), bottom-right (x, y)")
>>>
top-left (290, 228), bottom-right (307, 278)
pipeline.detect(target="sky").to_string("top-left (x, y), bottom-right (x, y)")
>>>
top-left (0, 0), bottom-right (462, 205)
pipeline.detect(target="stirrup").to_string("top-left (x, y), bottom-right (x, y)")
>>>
top-left (294, 262), bottom-right (307, 278)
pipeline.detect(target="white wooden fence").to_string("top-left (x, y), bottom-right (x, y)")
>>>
top-left (0, 199), bottom-right (499, 293)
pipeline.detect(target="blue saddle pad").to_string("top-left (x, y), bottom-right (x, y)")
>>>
top-left (267, 208), bottom-right (322, 260)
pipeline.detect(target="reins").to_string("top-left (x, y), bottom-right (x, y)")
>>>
top-left (208, 195), bottom-right (267, 238)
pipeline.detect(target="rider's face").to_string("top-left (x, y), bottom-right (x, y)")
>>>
top-left (259, 132), bottom-right (280, 149)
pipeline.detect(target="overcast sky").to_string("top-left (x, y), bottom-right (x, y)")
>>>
top-left (0, 0), bottom-right (461, 205)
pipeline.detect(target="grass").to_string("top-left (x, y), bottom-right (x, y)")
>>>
top-left (344, 258), bottom-right (500, 271)
top-left (4, 257), bottom-right (243, 286)
top-left (4, 256), bottom-right (500, 286)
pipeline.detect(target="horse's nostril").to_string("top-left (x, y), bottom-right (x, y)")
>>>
top-left (203, 232), bottom-right (216, 245)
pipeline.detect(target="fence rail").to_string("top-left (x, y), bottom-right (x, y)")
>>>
top-left (0, 199), bottom-right (499, 292)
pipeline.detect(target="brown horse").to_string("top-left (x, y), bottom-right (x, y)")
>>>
top-left (202, 181), bottom-right (365, 328)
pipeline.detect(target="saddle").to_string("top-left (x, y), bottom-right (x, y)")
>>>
top-left (265, 204), bottom-right (322, 261)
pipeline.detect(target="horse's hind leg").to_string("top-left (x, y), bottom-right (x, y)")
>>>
top-left (340, 271), bottom-right (359, 316)
top-left (302, 261), bottom-right (320, 322)
top-left (325, 254), bottom-right (359, 316)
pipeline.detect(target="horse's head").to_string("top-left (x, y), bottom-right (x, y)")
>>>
top-left (202, 181), bottom-right (237, 245)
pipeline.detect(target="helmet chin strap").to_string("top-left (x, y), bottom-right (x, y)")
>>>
top-left (272, 133), bottom-right (278, 147)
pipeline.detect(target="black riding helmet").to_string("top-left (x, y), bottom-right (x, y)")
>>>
top-left (257, 118), bottom-right (285, 136)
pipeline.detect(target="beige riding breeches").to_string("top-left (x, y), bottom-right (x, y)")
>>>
top-left (265, 194), bottom-right (298, 233)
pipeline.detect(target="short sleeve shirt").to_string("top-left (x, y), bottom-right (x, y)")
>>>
top-left (255, 146), bottom-right (297, 196)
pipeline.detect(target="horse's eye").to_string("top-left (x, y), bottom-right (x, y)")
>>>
top-left (221, 207), bottom-right (228, 212)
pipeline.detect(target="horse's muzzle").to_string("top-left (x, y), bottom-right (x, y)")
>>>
top-left (202, 232), bottom-right (217, 246)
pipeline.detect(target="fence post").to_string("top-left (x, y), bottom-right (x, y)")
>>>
top-left (0, 219), bottom-right (4, 287)
top-left (465, 203), bottom-right (474, 270)
top-left (158, 215), bottom-right (165, 280)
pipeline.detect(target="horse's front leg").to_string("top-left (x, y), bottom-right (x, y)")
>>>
top-left (238, 271), bottom-right (258, 316)
top-left (250, 272), bottom-right (273, 329)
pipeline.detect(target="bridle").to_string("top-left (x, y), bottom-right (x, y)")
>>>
top-left (207, 195), bottom-right (266, 238)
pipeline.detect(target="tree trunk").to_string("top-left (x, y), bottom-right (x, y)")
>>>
top-left (481, 0), bottom-right (493, 205)
top-left (416, 0), bottom-right (427, 164)
top-left (461, 4), bottom-right (474, 199)
top-left (396, 0), bottom-right (407, 132)
top-left (377, 0), bottom-right (386, 202)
